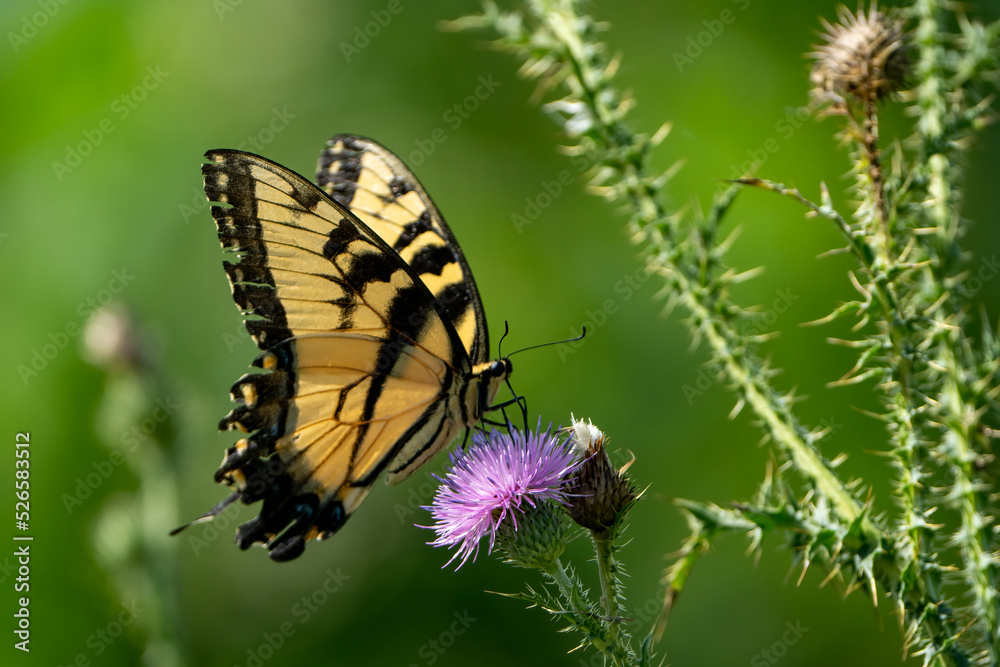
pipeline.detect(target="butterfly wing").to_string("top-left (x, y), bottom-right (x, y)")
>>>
top-left (200, 149), bottom-right (490, 561)
top-left (316, 134), bottom-right (490, 365)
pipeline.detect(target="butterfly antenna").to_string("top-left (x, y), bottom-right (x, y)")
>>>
top-left (497, 320), bottom-right (512, 358)
top-left (493, 321), bottom-right (525, 429)
top-left (494, 321), bottom-right (582, 432)
top-left (506, 327), bottom-right (586, 358)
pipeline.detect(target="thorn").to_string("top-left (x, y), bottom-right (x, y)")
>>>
top-left (847, 270), bottom-right (870, 298)
top-left (731, 266), bottom-right (766, 283)
top-left (819, 564), bottom-right (841, 588)
top-left (650, 122), bottom-right (672, 146)
top-left (828, 369), bottom-right (878, 387)
top-left (796, 559), bottom-right (810, 586)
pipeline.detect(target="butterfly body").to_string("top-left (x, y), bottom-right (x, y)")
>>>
top-left (193, 136), bottom-right (509, 561)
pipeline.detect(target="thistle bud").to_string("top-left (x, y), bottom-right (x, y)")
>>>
top-left (809, 4), bottom-right (908, 109)
top-left (564, 418), bottom-right (637, 536)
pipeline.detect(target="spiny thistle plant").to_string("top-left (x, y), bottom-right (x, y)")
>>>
top-left (419, 1), bottom-right (1000, 666)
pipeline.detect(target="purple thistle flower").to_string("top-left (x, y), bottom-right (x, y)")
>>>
top-left (423, 424), bottom-right (578, 568)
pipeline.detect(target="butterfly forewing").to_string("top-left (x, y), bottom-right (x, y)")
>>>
top-left (196, 148), bottom-right (504, 561)
top-left (316, 134), bottom-right (489, 365)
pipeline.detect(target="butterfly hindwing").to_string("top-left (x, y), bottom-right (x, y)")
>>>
top-left (198, 148), bottom-right (507, 561)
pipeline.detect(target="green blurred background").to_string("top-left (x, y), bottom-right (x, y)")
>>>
top-left (2, 0), bottom-right (999, 665)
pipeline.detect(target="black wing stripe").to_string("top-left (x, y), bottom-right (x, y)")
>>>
top-left (409, 244), bottom-right (458, 277)
top-left (350, 282), bottom-right (438, 456)
top-left (389, 177), bottom-right (414, 197)
top-left (393, 211), bottom-right (434, 252)
top-left (316, 136), bottom-right (365, 208)
top-left (383, 401), bottom-right (450, 480)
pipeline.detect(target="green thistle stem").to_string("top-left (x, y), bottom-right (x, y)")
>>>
top-left (541, 558), bottom-right (634, 665)
top-left (857, 94), bottom-right (893, 264)
top-left (593, 531), bottom-right (625, 643)
top-left (674, 267), bottom-right (870, 531)
top-left (912, 0), bottom-right (953, 243)
top-left (738, 177), bottom-right (935, 559)
top-left (941, 345), bottom-right (999, 656)
top-left (913, 0), bottom-right (1000, 655)
top-left (823, 26), bottom-right (949, 632)
top-left (738, 176), bottom-right (980, 665)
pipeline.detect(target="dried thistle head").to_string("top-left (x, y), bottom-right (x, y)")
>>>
top-left (83, 304), bottom-right (149, 372)
top-left (809, 3), bottom-right (909, 110)
top-left (564, 418), bottom-right (638, 535)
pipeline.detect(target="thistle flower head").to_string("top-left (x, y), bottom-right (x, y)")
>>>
top-left (564, 417), bottom-right (638, 535)
top-left (423, 424), bottom-right (578, 568)
top-left (809, 3), bottom-right (908, 109)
